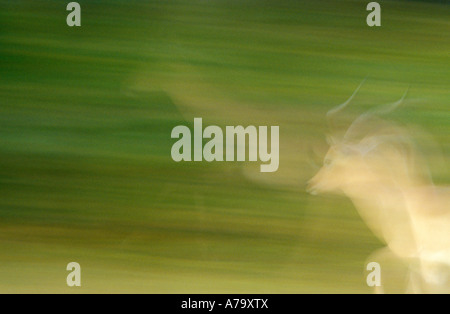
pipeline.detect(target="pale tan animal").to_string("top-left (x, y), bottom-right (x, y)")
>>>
top-left (307, 82), bottom-right (450, 293)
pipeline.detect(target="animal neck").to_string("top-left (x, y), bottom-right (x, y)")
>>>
top-left (341, 180), bottom-right (419, 258)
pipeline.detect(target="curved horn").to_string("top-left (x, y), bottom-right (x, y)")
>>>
top-left (370, 86), bottom-right (409, 116)
top-left (343, 87), bottom-right (409, 141)
top-left (326, 78), bottom-right (367, 130)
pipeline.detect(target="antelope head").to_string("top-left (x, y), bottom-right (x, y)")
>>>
top-left (307, 81), bottom-right (409, 195)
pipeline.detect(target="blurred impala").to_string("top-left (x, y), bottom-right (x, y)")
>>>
top-left (307, 81), bottom-right (450, 293)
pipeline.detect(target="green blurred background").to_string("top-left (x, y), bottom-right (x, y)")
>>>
top-left (0, 0), bottom-right (448, 293)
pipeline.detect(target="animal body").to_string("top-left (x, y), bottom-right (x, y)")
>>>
top-left (307, 82), bottom-right (450, 293)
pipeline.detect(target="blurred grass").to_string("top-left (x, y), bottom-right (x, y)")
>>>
top-left (0, 0), bottom-right (448, 293)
